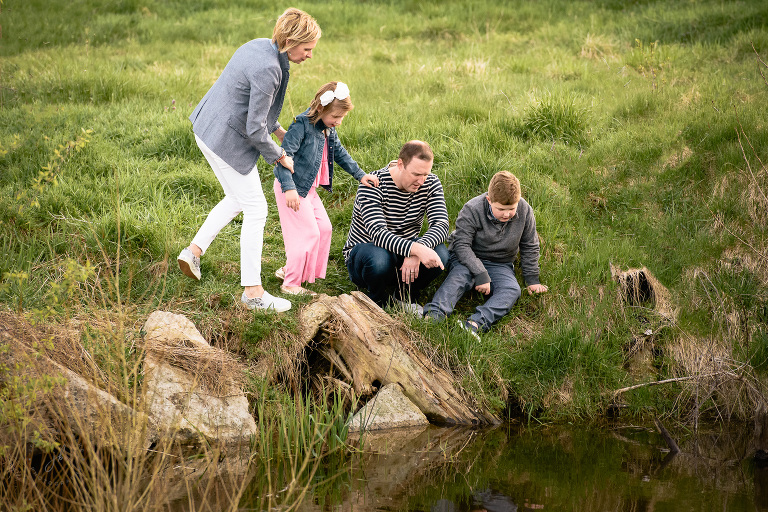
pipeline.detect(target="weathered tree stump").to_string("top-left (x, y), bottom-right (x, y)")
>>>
top-left (300, 292), bottom-right (500, 426)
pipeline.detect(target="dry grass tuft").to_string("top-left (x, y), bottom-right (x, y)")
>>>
top-left (249, 322), bottom-right (305, 391)
top-left (580, 33), bottom-right (618, 60)
top-left (0, 310), bottom-right (132, 399)
top-left (610, 264), bottom-right (676, 320)
top-left (667, 334), bottom-right (766, 421)
top-left (663, 146), bottom-right (693, 170)
top-left (144, 336), bottom-right (246, 397)
top-left (544, 378), bottom-right (574, 408)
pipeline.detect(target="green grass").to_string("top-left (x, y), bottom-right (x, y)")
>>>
top-left (2, 0), bottom-right (768, 434)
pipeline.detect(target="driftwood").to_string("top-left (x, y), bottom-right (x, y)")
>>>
top-left (300, 292), bottom-right (499, 426)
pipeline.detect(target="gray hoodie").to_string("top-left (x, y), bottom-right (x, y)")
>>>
top-left (448, 193), bottom-right (540, 286)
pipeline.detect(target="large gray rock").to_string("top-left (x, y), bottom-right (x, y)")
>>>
top-left (348, 383), bottom-right (429, 432)
top-left (0, 316), bottom-right (147, 449)
top-left (142, 311), bottom-right (257, 449)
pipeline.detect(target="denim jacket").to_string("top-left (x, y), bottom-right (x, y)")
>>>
top-left (273, 110), bottom-right (365, 198)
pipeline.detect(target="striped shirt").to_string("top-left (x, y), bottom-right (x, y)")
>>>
top-left (343, 162), bottom-right (449, 262)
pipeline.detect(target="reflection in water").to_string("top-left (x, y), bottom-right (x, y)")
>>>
top-left (290, 422), bottom-right (759, 512)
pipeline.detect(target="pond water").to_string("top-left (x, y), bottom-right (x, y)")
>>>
top-left (289, 422), bottom-right (765, 512)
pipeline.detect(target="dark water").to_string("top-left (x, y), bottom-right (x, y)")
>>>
top-left (297, 423), bottom-right (766, 512)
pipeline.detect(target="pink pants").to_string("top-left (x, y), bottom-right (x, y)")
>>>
top-left (273, 179), bottom-right (332, 287)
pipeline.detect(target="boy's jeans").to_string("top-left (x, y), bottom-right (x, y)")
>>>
top-left (423, 253), bottom-right (522, 331)
top-left (346, 243), bottom-right (449, 307)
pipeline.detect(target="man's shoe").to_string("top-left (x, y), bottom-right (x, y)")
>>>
top-left (457, 319), bottom-right (481, 341)
top-left (241, 291), bottom-right (291, 312)
top-left (177, 248), bottom-right (201, 281)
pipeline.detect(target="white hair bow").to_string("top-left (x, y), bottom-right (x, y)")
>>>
top-left (319, 82), bottom-right (350, 106)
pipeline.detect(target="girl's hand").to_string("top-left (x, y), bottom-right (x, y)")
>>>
top-left (527, 284), bottom-right (548, 294)
top-left (361, 174), bottom-right (379, 187)
top-left (281, 155), bottom-right (295, 173)
top-left (285, 190), bottom-right (301, 212)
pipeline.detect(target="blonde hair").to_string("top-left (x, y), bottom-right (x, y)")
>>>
top-left (488, 171), bottom-right (521, 205)
top-left (307, 82), bottom-right (353, 124)
top-left (272, 8), bottom-right (321, 53)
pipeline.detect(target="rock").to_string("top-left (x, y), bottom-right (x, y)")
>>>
top-left (142, 311), bottom-right (257, 450)
top-left (1, 342), bottom-right (148, 450)
top-left (348, 383), bottom-right (429, 432)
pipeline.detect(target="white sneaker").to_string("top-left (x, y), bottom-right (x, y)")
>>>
top-left (394, 299), bottom-right (423, 317)
top-left (241, 291), bottom-right (291, 312)
top-left (177, 248), bottom-right (201, 280)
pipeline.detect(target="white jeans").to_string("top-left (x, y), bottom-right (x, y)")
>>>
top-left (191, 135), bottom-right (267, 286)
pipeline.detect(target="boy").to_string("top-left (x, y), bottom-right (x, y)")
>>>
top-left (422, 171), bottom-right (547, 338)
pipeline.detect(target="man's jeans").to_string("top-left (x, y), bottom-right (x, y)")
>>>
top-left (423, 253), bottom-right (521, 331)
top-left (346, 243), bottom-right (449, 306)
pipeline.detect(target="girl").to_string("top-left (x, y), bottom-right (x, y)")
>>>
top-left (177, 8), bottom-right (321, 313)
top-left (273, 81), bottom-right (378, 295)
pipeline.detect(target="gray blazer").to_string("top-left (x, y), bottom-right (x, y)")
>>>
top-left (189, 38), bottom-right (290, 175)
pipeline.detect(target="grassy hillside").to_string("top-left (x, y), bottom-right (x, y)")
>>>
top-left (1, 0), bottom-right (767, 425)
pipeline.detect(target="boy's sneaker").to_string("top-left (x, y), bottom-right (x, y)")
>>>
top-left (241, 291), bottom-right (291, 312)
top-left (177, 248), bottom-right (201, 280)
top-left (394, 299), bottom-right (423, 317)
top-left (457, 319), bottom-right (481, 341)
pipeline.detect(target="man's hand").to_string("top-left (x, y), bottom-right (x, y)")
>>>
top-left (285, 189), bottom-right (301, 212)
top-left (475, 282), bottom-right (491, 295)
top-left (361, 174), bottom-right (379, 188)
top-left (527, 284), bottom-right (548, 294)
top-left (400, 256), bottom-right (420, 284)
top-left (409, 242), bottom-right (444, 270)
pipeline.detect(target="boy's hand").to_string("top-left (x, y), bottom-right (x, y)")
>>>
top-left (361, 174), bottom-right (379, 187)
top-left (475, 283), bottom-right (491, 295)
top-left (527, 284), bottom-right (548, 294)
top-left (285, 190), bottom-right (301, 212)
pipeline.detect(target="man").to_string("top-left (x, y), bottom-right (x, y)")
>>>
top-left (343, 140), bottom-right (449, 309)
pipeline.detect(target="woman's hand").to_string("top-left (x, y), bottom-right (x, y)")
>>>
top-left (285, 189), bottom-right (301, 212)
top-left (361, 174), bottom-right (379, 188)
top-left (274, 127), bottom-right (287, 143)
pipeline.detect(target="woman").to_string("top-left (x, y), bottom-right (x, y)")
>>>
top-left (177, 8), bottom-right (321, 312)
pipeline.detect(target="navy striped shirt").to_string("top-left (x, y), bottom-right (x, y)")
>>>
top-left (343, 162), bottom-right (449, 262)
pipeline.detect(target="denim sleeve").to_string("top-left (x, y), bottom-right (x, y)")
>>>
top-left (331, 130), bottom-right (365, 181)
top-left (273, 119), bottom-right (305, 193)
